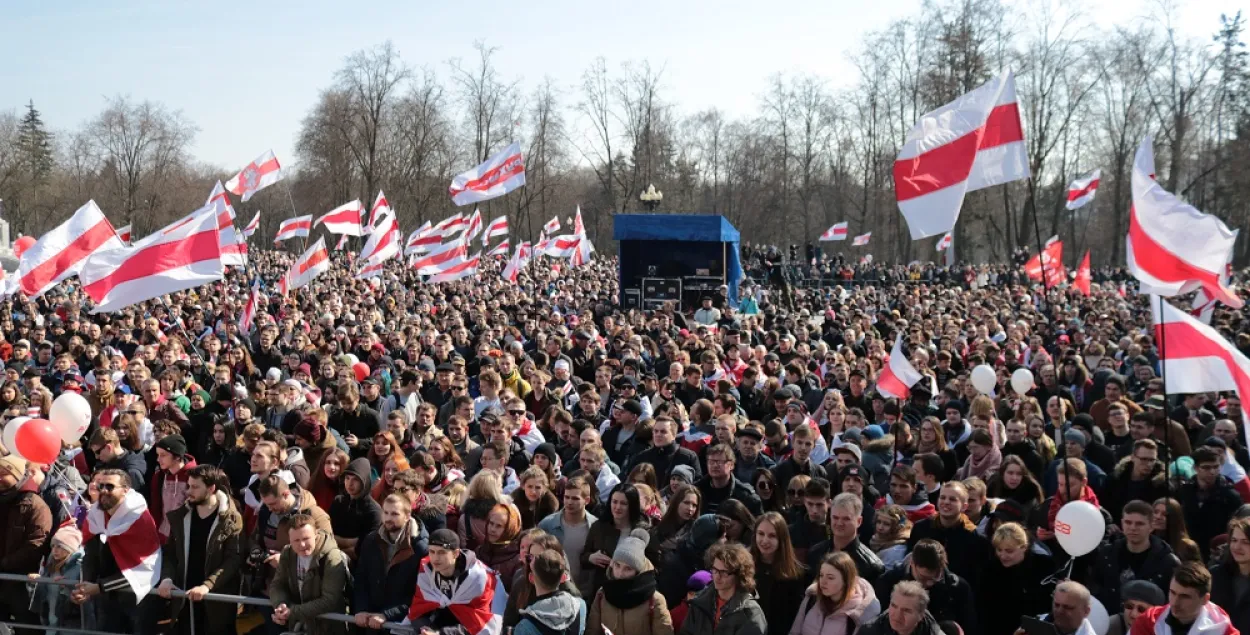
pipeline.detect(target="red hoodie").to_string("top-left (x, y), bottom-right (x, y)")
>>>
top-left (151, 456), bottom-right (197, 542)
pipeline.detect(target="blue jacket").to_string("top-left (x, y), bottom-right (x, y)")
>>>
top-left (537, 510), bottom-right (598, 542)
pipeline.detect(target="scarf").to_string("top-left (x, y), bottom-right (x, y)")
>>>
top-left (1047, 485), bottom-right (1100, 531)
top-left (916, 437), bottom-right (943, 455)
top-left (870, 534), bottom-right (908, 552)
top-left (601, 570), bottom-right (658, 610)
top-left (960, 446), bottom-right (1002, 480)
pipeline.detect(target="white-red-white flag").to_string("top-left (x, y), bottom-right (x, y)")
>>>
top-left (573, 206), bottom-right (586, 238)
top-left (405, 221), bottom-right (437, 255)
top-left (355, 259), bottom-right (386, 280)
top-left (18, 200), bottom-right (124, 299)
top-left (239, 279), bottom-right (260, 333)
top-left (540, 234), bottom-right (581, 258)
top-left (1075, 251), bottom-right (1092, 296)
top-left (334, 234), bottom-right (349, 251)
top-left (359, 211), bottom-right (400, 264)
top-left (502, 242), bottom-right (532, 283)
top-left (570, 236), bottom-right (595, 267)
top-left (116, 225), bottom-right (133, 243)
top-left (316, 200), bottom-right (365, 236)
top-left (79, 207), bottom-right (224, 314)
top-left (543, 216), bottom-right (561, 235)
top-left (412, 239), bottom-right (467, 273)
top-left (288, 237), bottom-right (330, 290)
top-left (243, 212), bottom-right (260, 238)
top-left (207, 182), bottom-right (246, 267)
top-left (449, 142), bottom-right (526, 206)
top-left (224, 150), bottom-right (283, 202)
top-left (1127, 136), bottom-right (1242, 308)
top-left (852, 232), bottom-right (871, 246)
top-left (820, 222), bottom-right (849, 241)
top-left (369, 191), bottom-right (391, 229)
top-left (274, 215), bottom-right (312, 244)
top-left (1153, 297), bottom-right (1250, 432)
top-left (84, 489), bottom-right (162, 598)
top-left (483, 216), bottom-right (508, 245)
top-left (877, 334), bottom-right (925, 400)
top-left (427, 252), bottom-right (481, 283)
top-left (463, 208), bottom-right (483, 245)
top-left (1192, 255), bottom-right (1236, 325)
top-left (487, 239), bottom-right (511, 257)
top-left (895, 71), bottom-right (1029, 239)
top-left (1066, 169), bottom-right (1101, 210)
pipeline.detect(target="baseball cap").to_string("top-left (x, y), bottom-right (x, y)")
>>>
top-left (429, 529), bottom-right (461, 550)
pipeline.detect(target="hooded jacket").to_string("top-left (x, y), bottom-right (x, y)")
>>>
top-left (151, 455), bottom-right (198, 540)
top-left (268, 528), bottom-right (349, 635)
top-left (861, 435), bottom-right (896, 495)
top-left (519, 590), bottom-right (588, 635)
top-left (788, 577), bottom-right (881, 635)
top-left (328, 458), bottom-right (382, 541)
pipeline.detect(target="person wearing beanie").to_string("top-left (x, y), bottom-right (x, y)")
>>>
top-left (1106, 580), bottom-right (1166, 635)
top-left (669, 570), bottom-right (713, 633)
top-left (0, 452), bottom-right (51, 629)
top-left (658, 514), bottom-right (726, 608)
top-left (32, 525), bottom-right (84, 635)
top-left (587, 528), bottom-right (674, 635)
top-left (1043, 426), bottom-right (1107, 495)
top-left (1071, 413), bottom-right (1116, 476)
top-left (151, 433), bottom-right (198, 540)
top-left (293, 416), bottom-right (337, 482)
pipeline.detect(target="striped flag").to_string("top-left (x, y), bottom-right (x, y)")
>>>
top-left (895, 71), bottom-right (1029, 239)
top-left (316, 200), bottom-right (365, 236)
top-left (483, 216), bottom-right (508, 245)
top-left (877, 334), bottom-right (924, 400)
top-left (359, 211), bottom-right (399, 264)
top-left (543, 216), bottom-right (561, 235)
top-left (1066, 169), bottom-right (1101, 210)
top-left (335, 235), bottom-right (349, 251)
top-left (273, 215), bottom-right (312, 244)
top-left (207, 181), bottom-right (246, 267)
top-left (1153, 297), bottom-right (1250, 443)
top-left (116, 225), bottom-right (133, 243)
top-left (405, 222), bottom-right (437, 255)
top-left (820, 222), bottom-right (848, 241)
top-left (239, 279), bottom-right (260, 333)
top-left (502, 242), bottom-right (532, 283)
top-left (852, 233), bottom-right (871, 246)
top-left (487, 239), bottom-right (510, 257)
top-left (427, 252), bottom-right (481, 283)
top-left (935, 232), bottom-right (953, 251)
top-left (412, 239), bottom-right (466, 273)
top-left (463, 208), bottom-right (483, 245)
top-left (449, 142), bottom-right (526, 206)
top-left (369, 191), bottom-right (391, 229)
top-left (224, 150), bottom-right (283, 202)
top-left (1074, 251), bottom-right (1091, 296)
top-left (18, 200), bottom-right (125, 299)
top-left (83, 489), bottom-right (162, 598)
top-left (287, 237), bottom-right (330, 290)
top-left (243, 212), bottom-right (260, 238)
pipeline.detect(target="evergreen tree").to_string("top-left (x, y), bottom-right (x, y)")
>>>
top-left (16, 100), bottom-right (54, 185)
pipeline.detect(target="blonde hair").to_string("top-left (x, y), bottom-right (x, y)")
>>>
top-left (992, 522), bottom-right (1029, 550)
top-left (468, 470), bottom-right (507, 504)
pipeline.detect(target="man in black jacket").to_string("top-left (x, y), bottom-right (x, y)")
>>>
top-left (328, 383), bottom-right (379, 458)
top-left (771, 423), bottom-right (826, 492)
top-left (1085, 500), bottom-right (1179, 609)
top-left (328, 458), bottom-right (382, 561)
top-left (353, 494), bottom-right (427, 629)
top-left (625, 416), bottom-right (701, 483)
top-left (1102, 439), bottom-right (1171, 524)
top-left (906, 482), bottom-right (989, 588)
top-left (696, 443), bottom-right (762, 515)
top-left (1180, 446), bottom-right (1244, 560)
top-left (72, 469), bottom-right (157, 635)
top-left (874, 540), bottom-right (976, 635)
top-left (808, 492), bottom-right (885, 584)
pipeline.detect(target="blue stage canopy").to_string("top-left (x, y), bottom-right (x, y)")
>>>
top-left (612, 214), bottom-right (745, 303)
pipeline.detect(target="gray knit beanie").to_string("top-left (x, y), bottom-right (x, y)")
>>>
top-left (611, 528), bottom-right (651, 572)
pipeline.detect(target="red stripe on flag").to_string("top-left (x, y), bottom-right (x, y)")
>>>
top-left (1067, 180), bottom-right (1099, 202)
top-left (255, 156), bottom-right (281, 177)
top-left (894, 103), bottom-right (1024, 202)
top-left (1155, 320), bottom-right (1250, 420)
top-left (452, 156), bottom-right (525, 194)
top-left (1129, 208), bottom-right (1221, 289)
top-left (83, 230), bottom-right (220, 300)
top-left (299, 249), bottom-right (328, 275)
top-left (22, 219), bottom-right (118, 295)
top-left (877, 366), bottom-right (910, 399)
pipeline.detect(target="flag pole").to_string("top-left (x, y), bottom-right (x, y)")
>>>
top-left (1026, 177), bottom-right (1053, 314)
top-left (1157, 294), bottom-right (1170, 482)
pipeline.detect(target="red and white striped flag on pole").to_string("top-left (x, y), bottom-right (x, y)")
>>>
top-left (19, 200), bottom-right (124, 299)
top-left (84, 489), bottom-right (161, 598)
top-left (573, 206), bottom-right (586, 238)
top-left (427, 252), bottom-right (481, 283)
top-left (1127, 136), bottom-right (1242, 308)
top-left (449, 142), bottom-right (526, 206)
top-left (116, 225), bottom-right (133, 243)
top-left (539, 234), bottom-right (582, 258)
top-left (359, 212), bottom-right (400, 265)
top-left (208, 182), bottom-right (246, 267)
top-left (543, 216), bottom-right (561, 235)
top-left (852, 232), bottom-right (872, 246)
top-left (570, 236), bottom-right (595, 267)
top-left (935, 232), bottom-right (953, 251)
top-left (79, 206), bottom-right (224, 314)
top-left (877, 334), bottom-right (925, 400)
top-left (487, 239), bottom-right (511, 257)
top-left (405, 222), bottom-right (436, 255)
top-left (274, 215), bottom-right (312, 244)
top-left (463, 208), bottom-right (483, 246)
top-left (1066, 169), bottom-right (1101, 210)
top-left (483, 216), bottom-right (508, 245)
top-left (820, 222), bottom-right (848, 241)
top-left (369, 191), bottom-right (391, 229)
top-left (1153, 297), bottom-right (1250, 439)
top-left (239, 279), bottom-right (260, 333)
top-left (224, 150), bottom-right (283, 202)
top-left (1074, 251), bottom-right (1092, 296)
top-left (895, 71), bottom-right (1029, 239)
top-left (435, 212), bottom-right (466, 235)
top-left (287, 237), bottom-right (330, 290)
top-left (243, 212), bottom-right (260, 238)
top-left (355, 259), bottom-right (386, 280)
top-left (502, 242), bottom-right (532, 283)
top-left (316, 200), bottom-right (365, 236)
top-left (412, 239), bottom-right (466, 273)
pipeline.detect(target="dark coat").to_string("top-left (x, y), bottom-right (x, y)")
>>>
top-left (353, 519), bottom-right (428, 621)
top-left (977, 550), bottom-right (1057, 635)
top-left (1179, 476), bottom-right (1244, 560)
top-left (1209, 560), bottom-right (1250, 635)
top-left (906, 517), bottom-right (990, 588)
top-left (806, 536), bottom-right (884, 585)
top-left (696, 474), bottom-right (763, 516)
top-left (678, 587), bottom-right (766, 635)
top-left (162, 491), bottom-right (244, 633)
top-left (874, 563), bottom-right (977, 635)
top-left (327, 458), bottom-right (382, 541)
top-left (0, 486), bottom-right (52, 597)
top-left (1102, 457), bottom-right (1171, 523)
top-left (771, 457), bottom-right (827, 494)
top-left (629, 443), bottom-right (703, 484)
top-left (753, 566), bottom-right (808, 635)
top-left (327, 403), bottom-right (380, 458)
top-left (1086, 536), bottom-right (1178, 609)
top-left (858, 609), bottom-right (942, 635)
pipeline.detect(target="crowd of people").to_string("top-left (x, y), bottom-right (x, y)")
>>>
top-left (0, 246), bottom-right (1247, 635)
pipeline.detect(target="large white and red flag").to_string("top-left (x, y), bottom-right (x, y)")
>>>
top-left (463, 208), bottom-right (483, 245)
top-left (207, 182), bottom-right (246, 267)
top-left (1066, 169), bottom-right (1101, 210)
top-left (935, 232), bottom-right (953, 251)
top-left (243, 212), bottom-right (261, 238)
top-left (543, 216), bottom-right (561, 235)
top-left (18, 200), bottom-right (124, 299)
top-left (486, 239), bottom-right (511, 257)
top-left (877, 334), bottom-right (925, 400)
top-left (239, 279), bottom-right (260, 333)
top-left (359, 211), bottom-right (400, 264)
top-left (412, 239), bottom-right (467, 273)
top-left (368, 191), bottom-right (391, 229)
top-left (1127, 136), bottom-right (1242, 308)
top-left (405, 222), bottom-right (437, 256)
top-left (1074, 251), bottom-right (1092, 296)
top-left (502, 242), bottom-right (532, 283)
top-left (316, 200), bottom-right (365, 236)
top-left (483, 215), bottom-right (508, 245)
top-left (84, 489), bottom-right (162, 598)
top-left (894, 71), bottom-right (1029, 239)
top-left (570, 235), bottom-right (595, 267)
top-left (224, 150), bottom-right (283, 202)
top-left (427, 252), bottom-right (481, 283)
top-left (1153, 297), bottom-right (1250, 441)
top-left (79, 207), bottom-right (224, 314)
top-left (116, 225), bottom-right (133, 243)
top-left (540, 234), bottom-right (581, 258)
top-left (449, 142), bottom-right (526, 206)
top-left (273, 215), bottom-right (312, 244)
top-left (820, 222), bottom-right (848, 241)
top-left (288, 237), bottom-right (330, 290)
top-left (852, 232), bottom-right (872, 246)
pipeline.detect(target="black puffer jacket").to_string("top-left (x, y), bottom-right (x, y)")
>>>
top-left (1085, 535), bottom-right (1178, 609)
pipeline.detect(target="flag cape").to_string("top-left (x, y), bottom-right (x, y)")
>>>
top-left (83, 489), bottom-right (162, 598)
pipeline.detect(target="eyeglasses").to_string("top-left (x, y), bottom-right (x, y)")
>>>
top-left (711, 567), bottom-right (735, 578)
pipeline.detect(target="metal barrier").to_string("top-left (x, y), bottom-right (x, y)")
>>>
top-left (0, 573), bottom-right (413, 634)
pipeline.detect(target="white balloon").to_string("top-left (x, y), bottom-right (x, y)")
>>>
top-left (970, 364), bottom-right (997, 394)
top-left (1011, 368), bottom-right (1035, 395)
top-left (1055, 500), bottom-right (1106, 557)
top-left (1087, 597), bottom-right (1110, 635)
top-left (50, 392), bottom-right (93, 445)
top-left (1, 417), bottom-right (31, 456)
top-left (347, 354), bottom-right (360, 366)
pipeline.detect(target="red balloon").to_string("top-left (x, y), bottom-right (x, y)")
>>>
top-left (14, 418), bottom-right (60, 465)
top-left (352, 362), bottom-right (370, 382)
top-left (13, 236), bottom-right (36, 259)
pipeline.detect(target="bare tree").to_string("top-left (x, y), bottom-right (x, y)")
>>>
top-left (335, 41), bottom-right (411, 200)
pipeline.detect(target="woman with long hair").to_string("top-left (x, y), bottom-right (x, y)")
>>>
top-left (753, 468), bottom-right (785, 514)
top-left (367, 431), bottom-right (405, 478)
top-left (200, 419), bottom-right (236, 468)
top-left (581, 482), bottom-right (650, 599)
top-left (308, 448), bottom-right (350, 512)
top-left (751, 513), bottom-right (807, 635)
top-left (636, 483), bottom-right (665, 525)
top-left (370, 455), bottom-right (411, 503)
top-left (475, 503), bottom-right (525, 593)
top-left (680, 543), bottom-right (767, 635)
top-left (1210, 517), bottom-right (1250, 635)
top-left (650, 484), bottom-right (701, 565)
top-left (1152, 497), bottom-right (1203, 563)
top-left (1027, 415), bottom-right (1058, 464)
top-left (869, 505), bottom-right (911, 568)
top-left (915, 417), bottom-right (958, 482)
top-left (788, 551), bottom-right (880, 635)
top-left (429, 436), bottom-right (465, 471)
top-left (628, 463), bottom-right (659, 493)
top-left (585, 528), bottom-right (674, 635)
top-left (511, 466), bottom-right (559, 530)
top-left (458, 471), bottom-right (508, 552)
top-left (986, 455), bottom-right (1044, 510)
top-left (719, 500), bottom-right (755, 545)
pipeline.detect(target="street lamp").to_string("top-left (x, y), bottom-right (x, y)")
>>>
top-left (640, 184), bottom-right (663, 211)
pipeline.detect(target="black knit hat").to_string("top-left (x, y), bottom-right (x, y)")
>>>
top-left (155, 434), bottom-right (188, 458)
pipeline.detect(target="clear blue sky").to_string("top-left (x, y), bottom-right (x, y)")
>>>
top-left (1, 0), bottom-right (1239, 171)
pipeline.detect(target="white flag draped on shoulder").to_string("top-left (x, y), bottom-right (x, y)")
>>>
top-left (84, 490), bottom-right (162, 598)
top-left (1066, 169), bottom-right (1101, 210)
top-left (877, 334), bottom-right (925, 400)
top-left (894, 71), bottom-right (1029, 239)
top-left (449, 142), bottom-right (526, 206)
top-left (79, 206), bottom-right (224, 314)
top-left (18, 200), bottom-right (124, 298)
top-left (820, 222), bottom-right (848, 241)
top-left (224, 150), bottom-right (283, 202)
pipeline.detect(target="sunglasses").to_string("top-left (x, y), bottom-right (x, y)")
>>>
top-left (97, 483), bottom-right (121, 492)
top-left (509, 410), bottom-right (527, 417)
top-left (756, 481), bottom-right (772, 490)
top-left (787, 488), bottom-right (804, 496)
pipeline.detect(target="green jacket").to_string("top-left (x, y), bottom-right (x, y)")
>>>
top-left (268, 529), bottom-right (349, 635)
